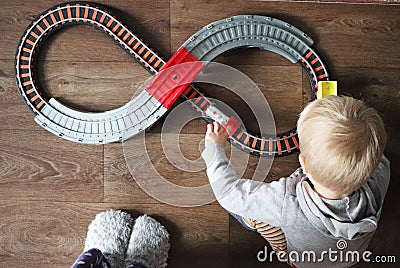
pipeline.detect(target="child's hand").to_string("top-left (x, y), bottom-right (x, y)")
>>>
top-left (205, 122), bottom-right (229, 145)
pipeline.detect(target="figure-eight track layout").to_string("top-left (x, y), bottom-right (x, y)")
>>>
top-left (15, 1), bottom-right (330, 157)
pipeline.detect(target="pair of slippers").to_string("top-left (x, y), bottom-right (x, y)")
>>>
top-left (83, 210), bottom-right (170, 268)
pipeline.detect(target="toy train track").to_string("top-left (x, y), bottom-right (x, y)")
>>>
top-left (15, 1), bottom-right (330, 157)
top-left (15, 2), bottom-right (168, 144)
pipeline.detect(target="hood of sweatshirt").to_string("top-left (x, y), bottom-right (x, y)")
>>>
top-left (296, 177), bottom-right (381, 240)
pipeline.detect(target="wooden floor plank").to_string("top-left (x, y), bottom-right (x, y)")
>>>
top-left (104, 142), bottom-right (160, 204)
top-left (36, 60), bottom-right (150, 113)
top-left (0, 129), bottom-right (104, 202)
top-left (105, 134), bottom-right (215, 204)
top-left (0, 60), bottom-right (37, 131)
top-left (0, 201), bottom-right (228, 268)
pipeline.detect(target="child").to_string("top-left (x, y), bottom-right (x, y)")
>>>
top-left (202, 96), bottom-right (390, 267)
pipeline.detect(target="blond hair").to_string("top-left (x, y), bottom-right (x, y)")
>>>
top-left (297, 96), bottom-right (386, 196)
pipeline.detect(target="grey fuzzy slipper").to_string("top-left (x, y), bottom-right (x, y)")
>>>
top-left (84, 210), bottom-right (134, 268)
top-left (125, 215), bottom-right (170, 268)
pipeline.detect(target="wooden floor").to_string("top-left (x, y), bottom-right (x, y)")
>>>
top-left (0, 0), bottom-right (399, 267)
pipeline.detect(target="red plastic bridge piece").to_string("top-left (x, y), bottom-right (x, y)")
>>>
top-left (145, 47), bottom-right (204, 109)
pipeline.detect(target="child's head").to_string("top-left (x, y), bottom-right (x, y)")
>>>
top-left (297, 95), bottom-right (386, 196)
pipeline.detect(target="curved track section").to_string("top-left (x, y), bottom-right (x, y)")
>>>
top-left (15, 2), bottom-right (167, 144)
top-left (179, 15), bottom-right (329, 156)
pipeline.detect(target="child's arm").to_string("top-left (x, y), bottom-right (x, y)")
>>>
top-left (202, 122), bottom-right (288, 226)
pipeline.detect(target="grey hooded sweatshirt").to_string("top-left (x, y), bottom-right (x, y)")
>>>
top-left (202, 141), bottom-right (391, 268)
